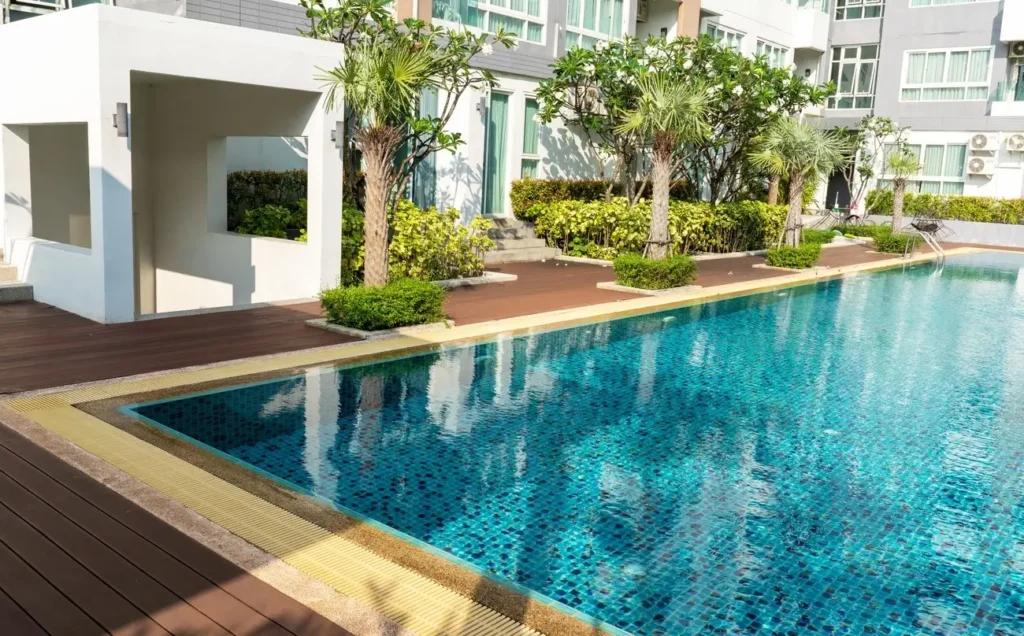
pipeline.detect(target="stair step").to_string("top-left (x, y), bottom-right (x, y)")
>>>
top-left (0, 282), bottom-right (33, 304)
top-left (493, 238), bottom-right (546, 250)
top-left (487, 227), bottom-right (532, 240)
top-left (487, 216), bottom-right (526, 230)
top-left (0, 265), bottom-right (18, 283)
top-left (484, 247), bottom-right (561, 265)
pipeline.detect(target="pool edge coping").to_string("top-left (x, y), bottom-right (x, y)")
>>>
top-left (0, 246), bottom-right (990, 636)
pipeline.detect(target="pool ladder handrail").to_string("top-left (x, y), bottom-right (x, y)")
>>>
top-left (909, 230), bottom-right (945, 262)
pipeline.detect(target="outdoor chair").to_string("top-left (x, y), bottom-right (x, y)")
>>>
top-left (909, 212), bottom-right (954, 242)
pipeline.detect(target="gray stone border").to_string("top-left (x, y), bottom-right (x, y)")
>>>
top-left (596, 281), bottom-right (703, 296)
top-left (432, 271), bottom-right (518, 288)
top-left (306, 318), bottom-right (454, 340)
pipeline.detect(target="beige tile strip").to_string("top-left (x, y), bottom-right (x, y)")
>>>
top-left (1, 246), bottom-right (985, 636)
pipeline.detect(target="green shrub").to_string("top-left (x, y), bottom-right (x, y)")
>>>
top-left (613, 254), bottom-right (698, 290)
top-left (874, 232), bottom-right (920, 254)
top-left (235, 204), bottom-right (299, 239)
top-left (388, 201), bottom-right (495, 281)
top-left (337, 200), bottom-right (495, 285)
top-left (509, 179), bottom-right (690, 221)
top-left (319, 278), bottom-right (447, 331)
top-left (865, 190), bottom-right (1024, 225)
top-left (227, 170), bottom-right (308, 230)
top-left (765, 244), bottom-right (822, 269)
top-left (833, 223), bottom-right (892, 240)
top-left (566, 238), bottom-right (619, 260)
top-left (531, 198), bottom-right (786, 256)
top-left (801, 229), bottom-right (837, 245)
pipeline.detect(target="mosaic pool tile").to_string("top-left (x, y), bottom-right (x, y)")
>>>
top-left (130, 252), bottom-right (1024, 635)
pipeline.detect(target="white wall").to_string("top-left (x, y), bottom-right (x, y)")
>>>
top-left (699, 0), bottom-right (798, 63)
top-left (226, 136), bottom-right (308, 172)
top-left (434, 73), bottom-right (596, 220)
top-left (635, 0), bottom-right (678, 41)
top-left (144, 78), bottom-right (324, 313)
top-left (28, 123), bottom-right (92, 249)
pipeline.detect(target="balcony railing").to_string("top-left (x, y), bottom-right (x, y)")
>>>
top-left (797, 0), bottom-right (830, 14)
top-left (994, 81), bottom-right (1024, 103)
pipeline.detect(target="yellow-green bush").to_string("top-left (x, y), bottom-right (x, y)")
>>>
top-left (874, 232), bottom-right (920, 254)
top-left (613, 254), bottom-right (697, 290)
top-left (865, 190), bottom-right (1024, 224)
top-left (532, 198), bottom-right (786, 257)
top-left (765, 244), bottom-right (821, 269)
top-left (510, 179), bottom-right (691, 221)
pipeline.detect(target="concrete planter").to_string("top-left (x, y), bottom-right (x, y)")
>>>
top-left (596, 281), bottom-right (703, 296)
top-left (306, 318), bottom-right (453, 341)
top-left (432, 271), bottom-right (518, 288)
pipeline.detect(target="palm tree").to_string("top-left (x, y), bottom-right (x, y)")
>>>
top-left (750, 118), bottom-right (852, 247)
top-left (617, 74), bottom-right (709, 259)
top-left (887, 151), bottom-right (920, 232)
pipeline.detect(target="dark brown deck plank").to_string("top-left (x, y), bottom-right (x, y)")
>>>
top-left (0, 501), bottom-right (163, 636)
top-left (0, 538), bottom-right (104, 635)
top-left (0, 459), bottom-right (239, 636)
top-left (0, 426), bottom-right (351, 636)
top-left (0, 587), bottom-right (48, 636)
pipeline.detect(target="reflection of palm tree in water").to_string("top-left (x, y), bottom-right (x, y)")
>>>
top-left (356, 374), bottom-right (385, 476)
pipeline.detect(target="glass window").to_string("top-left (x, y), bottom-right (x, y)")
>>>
top-left (828, 45), bottom-right (876, 109)
top-left (901, 47), bottom-right (991, 102)
top-left (879, 143), bottom-right (967, 194)
top-left (705, 23), bottom-right (744, 50)
top-left (911, 0), bottom-right (990, 6)
top-left (566, 0), bottom-right (622, 44)
top-left (433, 0), bottom-right (545, 43)
top-left (757, 40), bottom-right (789, 69)
top-left (835, 0), bottom-right (883, 20)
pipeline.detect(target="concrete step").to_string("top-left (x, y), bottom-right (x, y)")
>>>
top-left (0, 282), bottom-right (33, 304)
top-left (487, 216), bottom-right (526, 230)
top-left (493, 237), bottom-right (547, 250)
top-left (0, 265), bottom-right (18, 283)
top-left (484, 247), bottom-right (561, 265)
top-left (487, 226), bottom-right (532, 240)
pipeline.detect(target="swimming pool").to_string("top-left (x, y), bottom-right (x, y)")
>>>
top-left (127, 253), bottom-right (1024, 635)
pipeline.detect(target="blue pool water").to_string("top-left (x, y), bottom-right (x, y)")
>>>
top-left (128, 253), bottom-right (1024, 635)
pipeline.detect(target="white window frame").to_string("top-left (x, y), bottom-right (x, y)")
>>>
top-left (899, 46), bottom-right (993, 103)
top-left (521, 95), bottom-right (542, 179)
top-left (834, 0), bottom-right (884, 20)
top-left (565, 0), bottom-right (625, 49)
top-left (910, 0), bottom-right (997, 8)
top-left (756, 40), bottom-right (789, 69)
top-left (828, 44), bottom-right (879, 110)
top-left (433, 0), bottom-right (547, 45)
top-left (704, 22), bottom-right (744, 50)
top-left (878, 142), bottom-right (968, 195)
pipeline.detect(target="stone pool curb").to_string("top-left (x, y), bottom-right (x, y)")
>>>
top-left (0, 245), bottom-right (986, 636)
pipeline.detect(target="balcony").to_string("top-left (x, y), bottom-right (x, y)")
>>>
top-left (793, 0), bottom-right (830, 52)
top-left (1002, 0), bottom-right (1024, 42)
top-left (992, 81), bottom-right (1024, 117)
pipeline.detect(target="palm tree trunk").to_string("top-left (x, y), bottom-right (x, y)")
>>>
top-left (767, 175), bottom-right (780, 206)
top-left (646, 138), bottom-right (672, 260)
top-left (784, 170), bottom-right (805, 247)
top-left (360, 143), bottom-right (392, 288)
top-left (892, 179), bottom-right (906, 233)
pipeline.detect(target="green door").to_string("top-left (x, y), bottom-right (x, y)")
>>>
top-left (483, 92), bottom-right (509, 216)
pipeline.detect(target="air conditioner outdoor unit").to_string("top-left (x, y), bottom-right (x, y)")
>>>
top-left (970, 133), bottom-right (998, 152)
top-left (1008, 134), bottom-right (1024, 152)
top-left (967, 156), bottom-right (995, 176)
top-left (1010, 41), bottom-right (1024, 59)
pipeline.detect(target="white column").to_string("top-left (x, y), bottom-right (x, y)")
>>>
top-left (307, 95), bottom-right (344, 291)
top-left (1, 125), bottom-right (32, 260)
top-left (93, 71), bottom-right (136, 323)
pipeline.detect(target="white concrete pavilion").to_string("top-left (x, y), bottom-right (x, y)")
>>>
top-left (0, 5), bottom-right (343, 323)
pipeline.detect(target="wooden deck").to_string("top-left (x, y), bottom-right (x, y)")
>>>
top-left (0, 424), bottom-right (350, 636)
top-left (0, 244), bottom-right (906, 395)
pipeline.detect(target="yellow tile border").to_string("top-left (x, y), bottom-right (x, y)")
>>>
top-left (0, 246), bottom-right (992, 636)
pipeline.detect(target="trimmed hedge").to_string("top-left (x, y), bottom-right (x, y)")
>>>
top-left (227, 170), bottom-right (308, 231)
top-left (613, 254), bottom-right (697, 290)
top-left (874, 232), bottom-right (920, 254)
top-left (319, 278), bottom-right (447, 331)
top-left (532, 198), bottom-right (786, 257)
top-left (510, 178), bottom-right (690, 221)
top-left (235, 204), bottom-right (303, 239)
top-left (865, 190), bottom-right (1024, 225)
top-left (766, 244), bottom-right (822, 269)
top-left (833, 224), bottom-right (892, 240)
top-left (801, 229), bottom-right (837, 245)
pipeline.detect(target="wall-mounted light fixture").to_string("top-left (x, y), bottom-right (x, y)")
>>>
top-left (112, 102), bottom-right (128, 138)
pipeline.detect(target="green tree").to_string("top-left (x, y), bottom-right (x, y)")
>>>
top-left (318, 20), bottom-right (512, 287)
top-left (835, 115), bottom-right (911, 212)
top-left (750, 118), bottom-right (852, 247)
top-left (887, 150), bottom-right (920, 232)
top-left (617, 74), bottom-right (709, 259)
